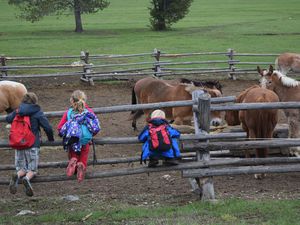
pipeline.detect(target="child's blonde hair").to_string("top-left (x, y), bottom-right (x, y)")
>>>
top-left (70, 90), bottom-right (87, 113)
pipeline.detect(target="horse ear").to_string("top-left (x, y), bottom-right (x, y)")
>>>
top-left (257, 66), bottom-right (262, 75)
top-left (269, 65), bottom-right (274, 73)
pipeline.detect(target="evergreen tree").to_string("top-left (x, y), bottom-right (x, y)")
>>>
top-left (149, 0), bottom-right (193, 31)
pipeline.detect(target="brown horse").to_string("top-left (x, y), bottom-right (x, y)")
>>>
top-left (0, 81), bottom-right (27, 114)
top-left (275, 52), bottom-right (300, 75)
top-left (130, 77), bottom-right (223, 130)
top-left (225, 85), bottom-right (279, 169)
top-left (258, 65), bottom-right (300, 157)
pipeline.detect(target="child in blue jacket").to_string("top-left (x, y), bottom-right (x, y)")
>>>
top-left (138, 109), bottom-right (181, 167)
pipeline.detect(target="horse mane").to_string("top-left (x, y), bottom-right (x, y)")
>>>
top-left (179, 78), bottom-right (223, 93)
top-left (273, 70), bottom-right (300, 87)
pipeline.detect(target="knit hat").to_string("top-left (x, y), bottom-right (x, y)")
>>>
top-left (151, 110), bottom-right (166, 119)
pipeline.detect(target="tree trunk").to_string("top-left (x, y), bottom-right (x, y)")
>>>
top-left (74, 0), bottom-right (83, 33)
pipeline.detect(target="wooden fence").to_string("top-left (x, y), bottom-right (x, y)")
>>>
top-left (0, 49), bottom-right (283, 84)
top-left (0, 90), bottom-right (300, 200)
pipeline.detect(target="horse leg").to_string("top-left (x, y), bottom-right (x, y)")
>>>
top-left (130, 110), bottom-right (144, 131)
top-left (288, 115), bottom-right (300, 157)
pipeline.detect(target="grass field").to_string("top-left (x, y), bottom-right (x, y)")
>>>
top-left (1, 0), bottom-right (300, 56)
top-left (1, 197), bottom-right (300, 225)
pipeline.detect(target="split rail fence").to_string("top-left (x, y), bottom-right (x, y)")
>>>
top-left (0, 49), bottom-right (282, 84)
top-left (0, 90), bottom-right (300, 200)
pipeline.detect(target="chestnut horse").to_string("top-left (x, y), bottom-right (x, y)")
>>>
top-left (275, 52), bottom-right (300, 75)
top-left (225, 85), bottom-right (279, 167)
top-left (0, 81), bottom-right (27, 114)
top-left (258, 65), bottom-right (300, 157)
top-left (130, 77), bottom-right (223, 130)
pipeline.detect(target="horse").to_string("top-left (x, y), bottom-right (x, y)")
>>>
top-left (275, 52), bottom-right (300, 75)
top-left (129, 77), bottom-right (223, 130)
top-left (0, 81), bottom-right (27, 114)
top-left (258, 65), bottom-right (300, 157)
top-left (177, 78), bottom-right (223, 94)
top-left (225, 85), bottom-right (279, 179)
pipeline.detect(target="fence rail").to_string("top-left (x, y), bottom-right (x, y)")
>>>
top-left (0, 49), bottom-right (286, 83)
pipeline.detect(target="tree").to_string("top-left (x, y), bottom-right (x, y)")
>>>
top-left (149, 0), bottom-right (193, 31)
top-left (8, 0), bottom-right (110, 33)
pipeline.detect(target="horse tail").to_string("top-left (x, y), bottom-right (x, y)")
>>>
top-left (129, 86), bottom-right (144, 130)
top-left (131, 87), bottom-right (137, 114)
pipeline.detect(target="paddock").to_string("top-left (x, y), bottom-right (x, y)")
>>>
top-left (0, 78), bottom-right (299, 202)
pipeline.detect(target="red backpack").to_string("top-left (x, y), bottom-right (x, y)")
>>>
top-left (148, 123), bottom-right (172, 151)
top-left (9, 113), bottom-right (35, 150)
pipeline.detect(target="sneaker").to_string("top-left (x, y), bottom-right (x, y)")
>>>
top-left (163, 158), bottom-right (179, 166)
top-left (9, 174), bottom-right (19, 194)
top-left (66, 157), bottom-right (78, 177)
top-left (148, 158), bottom-right (159, 168)
top-left (77, 162), bottom-right (85, 183)
top-left (22, 177), bottom-right (33, 197)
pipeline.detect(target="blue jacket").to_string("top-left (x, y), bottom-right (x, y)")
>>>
top-left (138, 118), bottom-right (181, 161)
top-left (6, 103), bottom-right (54, 148)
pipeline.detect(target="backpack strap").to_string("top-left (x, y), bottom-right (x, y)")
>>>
top-left (91, 138), bottom-right (97, 166)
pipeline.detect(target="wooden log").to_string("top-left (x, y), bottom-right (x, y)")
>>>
top-left (192, 90), bottom-right (215, 200)
top-left (1, 157), bottom-right (299, 184)
top-left (183, 139), bottom-right (300, 152)
top-left (182, 164), bottom-right (300, 178)
top-left (0, 132), bottom-right (247, 149)
top-left (211, 101), bottom-right (300, 111)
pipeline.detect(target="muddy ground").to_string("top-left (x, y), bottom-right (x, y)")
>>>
top-left (0, 75), bottom-right (299, 209)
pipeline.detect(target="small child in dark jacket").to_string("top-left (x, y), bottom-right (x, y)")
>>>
top-left (138, 109), bottom-right (181, 167)
top-left (6, 92), bottom-right (54, 197)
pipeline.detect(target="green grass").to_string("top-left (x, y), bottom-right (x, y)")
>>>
top-left (1, 0), bottom-right (300, 56)
top-left (1, 197), bottom-right (299, 224)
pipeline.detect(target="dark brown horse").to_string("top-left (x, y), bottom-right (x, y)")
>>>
top-left (225, 85), bottom-right (279, 177)
top-left (0, 81), bottom-right (27, 114)
top-left (130, 77), bottom-right (223, 130)
top-left (258, 65), bottom-right (300, 157)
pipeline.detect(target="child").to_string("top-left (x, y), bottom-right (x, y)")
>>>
top-left (57, 90), bottom-right (100, 182)
top-left (138, 109), bottom-right (181, 167)
top-left (6, 92), bottom-right (54, 197)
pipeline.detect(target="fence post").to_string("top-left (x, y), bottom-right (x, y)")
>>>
top-left (189, 90), bottom-right (215, 201)
top-left (0, 55), bottom-right (7, 77)
top-left (153, 48), bottom-right (161, 78)
top-left (80, 51), bottom-right (94, 85)
top-left (227, 48), bottom-right (236, 80)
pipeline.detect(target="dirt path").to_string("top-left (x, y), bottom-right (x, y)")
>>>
top-left (0, 76), bottom-right (299, 204)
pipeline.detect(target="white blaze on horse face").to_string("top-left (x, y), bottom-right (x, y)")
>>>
top-left (210, 117), bottom-right (222, 126)
top-left (259, 77), bottom-right (268, 89)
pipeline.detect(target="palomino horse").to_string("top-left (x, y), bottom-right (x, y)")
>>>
top-left (225, 85), bottom-right (279, 172)
top-left (0, 81), bottom-right (27, 113)
top-left (258, 65), bottom-right (300, 157)
top-left (275, 52), bottom-right (300, 75)
top-left (130, 77), bottom-right (223, 130)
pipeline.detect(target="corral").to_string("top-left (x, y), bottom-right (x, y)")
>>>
top-left (0, 75), bottom-right (299, 204)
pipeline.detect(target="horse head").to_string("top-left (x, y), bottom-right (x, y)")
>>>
top-left (258, 65), bottom-right (300, 89)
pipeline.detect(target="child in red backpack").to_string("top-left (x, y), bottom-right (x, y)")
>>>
top-left (138, 109), bottom-right (181, 167)
top-left (57, 90), bottom-right (100, 182)
top-left (6, 92), bottom-right (54, 197)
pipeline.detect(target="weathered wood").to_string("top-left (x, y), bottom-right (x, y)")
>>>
top-left (2, 157), bottom-right (298, 184)
top-left (0, 132), bottom-right (246, 149)
top-left (183, 139), bottom-right (300, 152)
top-left (182, 164), bottom-right (300, 178)
top-left (192, 90), bottom-right (215, 200)
top-left (211, 101), bottom-right (300, 111)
